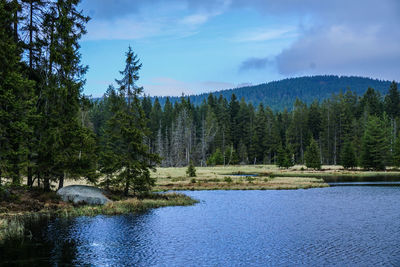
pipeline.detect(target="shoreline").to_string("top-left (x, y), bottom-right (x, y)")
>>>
top-left (151, 164), bottom-right (400, 191)
top-left (0, 191), bottom-right (198, 243)
top-left (3, 164), bottom-right (399, 242)
top-left (154, 177), bottom-right (328, 191)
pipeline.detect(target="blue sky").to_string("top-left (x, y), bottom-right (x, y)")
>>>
top-left (79, 0), bottom-right (400, 97)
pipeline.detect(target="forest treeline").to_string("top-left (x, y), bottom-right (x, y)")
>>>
top-left (91, 81), bottom-right (400, 171)
top-left (1, 0), bottom-right (400, 197)
top-left (153, 76), bottom-right (392, 111)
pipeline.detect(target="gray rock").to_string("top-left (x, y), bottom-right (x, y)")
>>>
top-left (57, 185), bottom-right (111, 205)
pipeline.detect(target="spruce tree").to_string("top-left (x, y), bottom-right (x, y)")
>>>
top-left (186, 161), bottom-right (196, 177)
top-left (304, 138), bottom-right (321, 169)
top-left (384, 82), bottom-right (400, 119)
top-left (361, 116), bottom-right (388, 170)
top-left (36, 0), bottom-right (93, 190)
top-left (393, 134), bottom-right (400, 168)
top-left (108, 46), bottom-right (160, 196)
top-left (341, 140), bottom-right (357, 169)
top-left (0, 0), bottom-right (35, 185)
top-left (276, 144), bottom-right (294, 169)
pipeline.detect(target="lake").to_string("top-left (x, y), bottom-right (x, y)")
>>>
top-left (1, 185), bottom-right (400, 266)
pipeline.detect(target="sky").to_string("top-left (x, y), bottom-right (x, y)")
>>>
top-left (78, 0), bottom-right (400, 97)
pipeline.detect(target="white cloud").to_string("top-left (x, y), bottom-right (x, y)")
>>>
top-left (141, 77), bottom-right (235, 96)
top-left (180, 14), bottom-right (209, 26)
top-left (233, 26), bottom-right (298, 42)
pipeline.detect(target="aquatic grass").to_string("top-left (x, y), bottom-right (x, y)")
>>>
top-left (0, 212), bottom-right (51, 244)
top-left (0, 218), bottom-right (24, 242)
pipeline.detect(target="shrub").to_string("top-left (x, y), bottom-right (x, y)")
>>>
top-left (207, 148), bottom-right (224, 166)
top-left (246, 176), bottom-right (255, 183)
top-left (224, 177), bottom-right (233, 183)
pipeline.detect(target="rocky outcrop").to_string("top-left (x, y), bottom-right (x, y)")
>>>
top-left (57, 185), bottom-right (110, 205)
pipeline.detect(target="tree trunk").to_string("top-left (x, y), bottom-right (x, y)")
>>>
top-left (27, 164), bottom-right (33, 187)
top-left (43, 176), bottom-right (50, 191)
top-left (58, 173), bottom-right (64, 190)
top-left (13, 0), bottom-right (18, 43)
top-left (124, 180), bottom-right (130, 196)
top-left (29, 0), bottom-right (33, 72)
top-left (333, 130), bottom-right (337, 165)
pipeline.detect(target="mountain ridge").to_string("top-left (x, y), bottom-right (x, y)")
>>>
top-left (148, 75), bottom-right (394, 110)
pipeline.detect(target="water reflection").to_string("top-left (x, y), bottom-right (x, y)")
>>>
top-left (2, 187), bottom-right (400, 266)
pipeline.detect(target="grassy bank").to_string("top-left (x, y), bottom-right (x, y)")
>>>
top-left (58, 165), bottom-right (399, 191)
top-left (0, 189), bottom-right (197, 243)
top-left (152, 166), bottom-right (329, 191)
top-left (151, 164), bottom-right (400, 190)
top-left (154, 177), bottom-right (328, 191)
top-left (59, 192), bottom-right (198, 217)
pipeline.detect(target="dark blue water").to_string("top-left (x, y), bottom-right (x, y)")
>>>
top-left (2, 186), bottom-right (400, 266)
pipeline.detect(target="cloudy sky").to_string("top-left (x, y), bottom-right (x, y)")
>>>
top-left (79, 0), bottom-right (400, 97)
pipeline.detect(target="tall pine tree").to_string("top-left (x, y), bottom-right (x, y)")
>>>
top-left (107, 46), bottom-right (160, 196)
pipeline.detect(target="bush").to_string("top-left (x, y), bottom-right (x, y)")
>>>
top-left (224, 177), bottom-right (233, 183)
top-left (246, 176), bottom-right (255, 183)
top-left (207, 148), bottom-right (224, 166)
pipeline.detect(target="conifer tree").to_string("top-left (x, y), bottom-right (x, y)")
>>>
top-left (304, 138), bottom-right (321, 169)
top-left (276, 144), bottom-right (294, 169)
top-left (0, 0), bottom-right (35, 185)
top-left (384, 82), bottom-right (400, 119)
top-left (107, 46), bottom-right (160, 196)
top-left (36, 0), bottom-right (93, 190)
top-left (186, 161), bottom-right (196, 177)
top-left (341, 140), bottom-right (357, 169)
top-left (361, 116), bottom-right (389, 170)
top-left (393, 134), bottom-right (400, 168)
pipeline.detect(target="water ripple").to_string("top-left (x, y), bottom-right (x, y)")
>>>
top-left (1, 187), bottom-right (400, 266)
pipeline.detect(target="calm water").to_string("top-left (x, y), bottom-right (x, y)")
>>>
top-left (1, 186), bottom-right (400, 266)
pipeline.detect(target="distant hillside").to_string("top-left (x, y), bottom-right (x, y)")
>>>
top-left (152, 75), bottom-right (393, 110)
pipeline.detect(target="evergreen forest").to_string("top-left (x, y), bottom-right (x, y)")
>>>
top-left (1, 0), bottom-right (400, 197)
top-left (92, 81), bottom-right (400, 171)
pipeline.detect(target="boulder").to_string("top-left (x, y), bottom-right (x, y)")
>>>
top-left (57, 185), bottom-right (110, 205)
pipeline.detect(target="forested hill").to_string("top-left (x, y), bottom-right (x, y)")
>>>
top-left (152, 76), bottom-right (392, 110)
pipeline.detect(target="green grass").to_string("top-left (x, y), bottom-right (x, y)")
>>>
top-left (152, 165), bottom-right (330, 191)
top-left (60, 193), bottom-right (198, 217)
top-left (154, 176), bottom-right (328, 191)
top-left (152, 164), bottom-right (400, 190)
